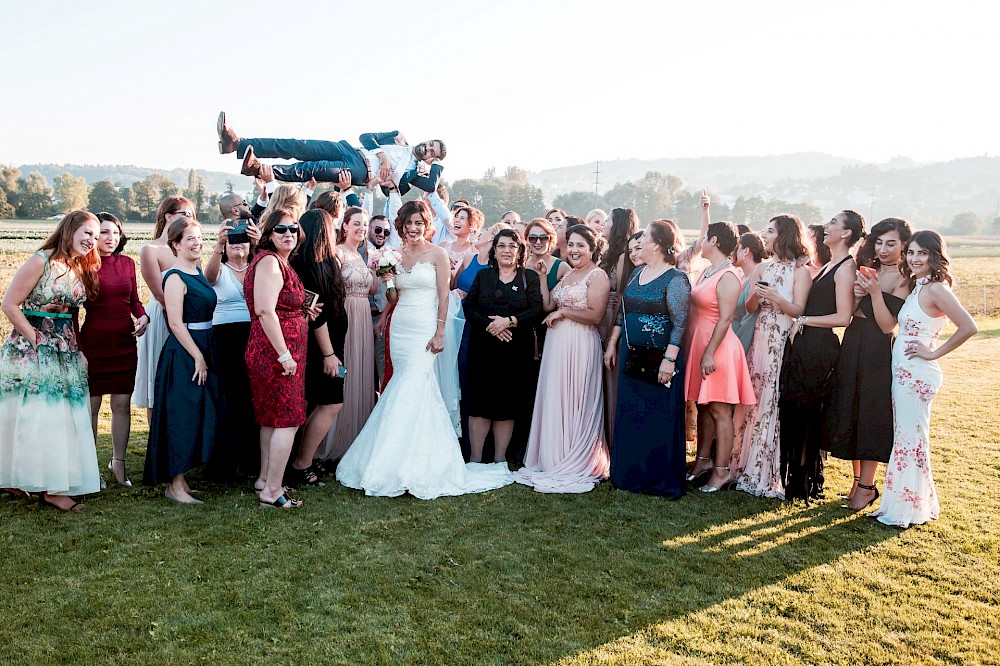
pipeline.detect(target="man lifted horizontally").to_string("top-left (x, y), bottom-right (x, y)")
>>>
top-left (216, 111), bottom-right (446, 195)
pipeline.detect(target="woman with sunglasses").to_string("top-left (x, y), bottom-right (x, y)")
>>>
top-left (244, 209), bottom-right (317, 508)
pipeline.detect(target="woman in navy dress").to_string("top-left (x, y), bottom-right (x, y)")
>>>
top-left (143, 218), bottom-right (221, 504)
top-left (604, 220), bottom-right (691, 497)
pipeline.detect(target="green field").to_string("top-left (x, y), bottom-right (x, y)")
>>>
top-left (0, 221), bottom-right (998, 664)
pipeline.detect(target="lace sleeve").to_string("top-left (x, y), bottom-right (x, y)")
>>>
top-left (665, 271), bottom-right (691, 348)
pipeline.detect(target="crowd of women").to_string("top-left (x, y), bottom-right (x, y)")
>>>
top-left (0, 186), bottom-right (978, 527)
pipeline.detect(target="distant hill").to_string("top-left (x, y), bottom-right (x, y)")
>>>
top-left (529, 152), bottom-right (864, 199)
top-left (15, 163), bottom-right (253, 194)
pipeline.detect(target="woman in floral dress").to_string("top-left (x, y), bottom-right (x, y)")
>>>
top-left (732, 214), bottom-right (812, 499)
top-left (0, 211), bottom-right (103, 510)
top-left (868, 231), bottom-right (977, 527)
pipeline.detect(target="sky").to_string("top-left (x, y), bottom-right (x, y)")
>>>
top-left (1, 0), bottom-right (998, 182)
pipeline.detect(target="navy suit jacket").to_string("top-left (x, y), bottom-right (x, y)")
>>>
top-left (358, 131), bottom-right (443, 196)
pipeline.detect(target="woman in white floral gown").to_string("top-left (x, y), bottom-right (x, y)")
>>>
top-left (866, 231), bottom-right (977, 528)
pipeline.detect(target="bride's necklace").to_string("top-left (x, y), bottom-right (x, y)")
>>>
top-left (700, 259), bottom-right (731, 282)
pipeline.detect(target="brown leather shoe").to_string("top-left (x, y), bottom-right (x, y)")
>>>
top-left (217, 111), bottom-right (239, 154)
top-left (240, 145), bottom-right (261, 177)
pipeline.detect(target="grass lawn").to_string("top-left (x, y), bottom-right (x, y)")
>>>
top-left (1, 319), bottom-right (998, 665)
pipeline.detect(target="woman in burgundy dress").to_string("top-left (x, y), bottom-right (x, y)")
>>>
top-left (80, 213), bottom-right (148, 486)
top-left (245, 208), bottom-right (315, 509)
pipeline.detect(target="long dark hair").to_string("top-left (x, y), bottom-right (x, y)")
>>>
top-left (487, 228), bottom-right (527, 269)
top-left (856, 217), bottom-right (912, 268)
top-left (600, 207), bottom-right (639, 279)
top-left (296, 209), bottom-right (345, 316)
top-left (565, 224), bottom-right (605, 264)
top-left (901, 230), bottom-right (953, 288)
top-left (808, 223), bottom-right (831, 265)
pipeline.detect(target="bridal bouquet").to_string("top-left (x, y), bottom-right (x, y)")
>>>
top-left (370, 247), bottom-right (402, 291)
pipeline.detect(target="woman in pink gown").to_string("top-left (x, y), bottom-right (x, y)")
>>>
top-left (514, 225), bottom-right (611, 493)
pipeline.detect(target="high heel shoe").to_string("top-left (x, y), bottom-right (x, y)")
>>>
top-left (842, 483), bottom-right (879, 510)
top-left (701, 466), bottom-right (736, 493)
top-left (108, 458), bottom-right (132, 487)
top-left (686, 456), bottom-right (712, 483)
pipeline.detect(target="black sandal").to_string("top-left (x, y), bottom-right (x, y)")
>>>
top-left (842, 483), bottom-right (880, 510)
top-left (259, 494), bottom-right (303, 509)
top-left (286, 464), bottom-right (325, 488)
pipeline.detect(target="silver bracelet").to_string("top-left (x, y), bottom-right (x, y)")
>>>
top-left (276, 351), bottom-right (292, 363)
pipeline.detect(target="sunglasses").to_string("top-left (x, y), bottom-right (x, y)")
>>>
top-left (372, 228), bottom-right (388, 236)
top-left (527, 234), bottom-right (549, 243)
top-left (171, 211), bottom-right (194, 218)
top-left (273, 225), bottom-right (299, 235)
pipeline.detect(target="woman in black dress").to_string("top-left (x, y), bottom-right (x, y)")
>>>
top-left (463, 229), bottom-right (544, 467)
top-left (143, 218), bottom-right (222, 504)
top-left (289, 209), bottom-right (348, 486)
top-left (779, 210), bottom-right (865, 501)
top-left (828, 217), bottom-right (912, 509)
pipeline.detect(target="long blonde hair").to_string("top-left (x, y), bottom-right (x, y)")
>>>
top-left (264, 185), bottom-right (306, 222)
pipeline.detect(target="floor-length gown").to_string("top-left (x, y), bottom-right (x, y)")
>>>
top-left (336, 262), bottom-right (513, 499)
top-left (610, 267), bottom-right (690, 497)
top-left (0, 252), bottom-right (101, 496)
top-left (514, 267), bottom-right (610, 493)
top-left (828, 292), bottom-right (906, 463)
top-left (321, 250), bottom-right (376, 460)
top-left (134, 270), bottom-right (169, 408)
top-left (734, 259), bottom-right (802, 498)
top-left (871, 280), bottom-right (946, 527)
top-left (601, 262), bottom-right (622, 448)
top-left (142, 268), bottom-right (221, 485)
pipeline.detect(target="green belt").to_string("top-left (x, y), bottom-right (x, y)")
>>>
top-left (22, 309), bottom-right (72, 319)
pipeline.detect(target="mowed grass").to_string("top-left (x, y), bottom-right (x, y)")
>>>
top-left (0, 227), bottom-right (998, 664)
top-left (0, 320), bottom-right (997, 665)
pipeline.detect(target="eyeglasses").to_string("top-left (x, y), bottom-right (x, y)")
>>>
top-left (527, 234), bottom-right (549, 243)
top-left (273, 225), bottom-right (299, 235)
top-left (372, 228), bottom-right (388, 236)
top-left (171, 211), bottom-right (193, 218)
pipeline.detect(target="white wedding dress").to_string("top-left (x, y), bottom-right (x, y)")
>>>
top-left (336, 261), bottom-right (513, 499)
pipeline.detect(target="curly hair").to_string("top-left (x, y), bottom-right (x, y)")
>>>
top-left (771, 214), bottom-right (810, 263)
top-left (901, 230), bottom-right (953, 288)
top-left (856, 217), bottom-right (912, 268)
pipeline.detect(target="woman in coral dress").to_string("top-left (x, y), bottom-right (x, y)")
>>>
top-left (684, 222), bottom-right (755, 493)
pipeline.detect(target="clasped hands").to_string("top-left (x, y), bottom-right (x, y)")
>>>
top-left (486, 315), bottom-right (513, 342)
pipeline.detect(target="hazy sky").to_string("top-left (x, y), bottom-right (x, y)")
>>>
top-left (2, 0), bottom-right (997, 181)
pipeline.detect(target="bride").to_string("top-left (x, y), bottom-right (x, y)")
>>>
top-left (336, 200), bottom-right (513, 499)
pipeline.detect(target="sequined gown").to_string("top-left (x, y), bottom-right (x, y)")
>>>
top-left (321, 249), bottom-right (375, 460)
top-left (514, 267), bottom-right (610, 493)
top-left (610, 267), bottom-right (691, 497)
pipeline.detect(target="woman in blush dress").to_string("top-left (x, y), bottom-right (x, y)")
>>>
top-left (684, 222), bottom-right (756, 493)
top-left (870, 231), bottom-right (977, 528)
top-left (320, 206), bottom-right (376, 462)
top-left (514, 225), bottom-right (611, 494)
top-left (604, 221), bottom-right (691, 497)
top-left (828, 218), bottom-right (911, 509)
top-left (142, 218), bottom-right (223, 505)
top-left (336, 200), bottom-right (513, 499)
top-left (780, 210), bottom-right (865, 501)
top-left (135, 196), bottom-right (195, 424)
top-left (0, 211), bottom-right (103, 510)
top-left (80, 213), bottom-right (148, 486)
top-left (733, 215), bottom-right (813, 499)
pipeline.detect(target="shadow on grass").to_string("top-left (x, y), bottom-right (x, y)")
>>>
top-left (0, 430), bottom-right (901, 666)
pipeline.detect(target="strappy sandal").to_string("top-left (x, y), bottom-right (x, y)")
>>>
top-left (843, 483), bottom-right (879, 510)
top-left (40, 494), bottom-right (85, 511)
top-left (286, 464), bottom-right (325, 488)
top-left (686, 456), bottom-right (712, 484)
top-left (701, 466), bottom-right (736, 493)
top-left (259, 494), bottom-right (303, 509)
top-left (839, 475), bottom-right (860, 500)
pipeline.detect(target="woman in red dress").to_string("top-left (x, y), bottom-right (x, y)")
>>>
top-left (245, 208), bottom-right (314, 508)
top-left (80, 213), bottom-right (148, 486)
